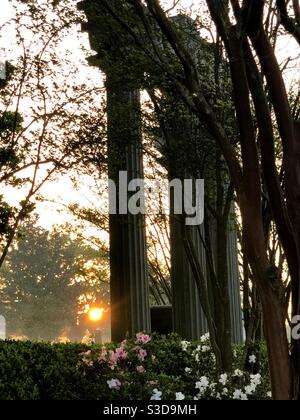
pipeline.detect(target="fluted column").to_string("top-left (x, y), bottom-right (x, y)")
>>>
top-left (166, 109), bottom-right (208, 340)
top-left (170, 215), bottom-right (208, 339)
top-left (78, 0), bottom-right (150, 342)
top-left (106, 78), bottom-right (150, 342)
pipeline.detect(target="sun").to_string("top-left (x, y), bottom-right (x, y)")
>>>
top-left (88, 307), bottom-right (104, 322)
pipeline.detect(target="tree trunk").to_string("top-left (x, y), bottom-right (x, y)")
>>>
top-left (241, 200), bottom-right (292, 400)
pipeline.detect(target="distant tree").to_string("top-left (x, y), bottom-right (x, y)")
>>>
top-left (0, 222), bottom-right (109, 340)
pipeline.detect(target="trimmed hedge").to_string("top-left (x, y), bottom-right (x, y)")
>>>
top-left (0, 341), bottom-right (95, 400)
top-left (0, 335), bottom-right (271, 400)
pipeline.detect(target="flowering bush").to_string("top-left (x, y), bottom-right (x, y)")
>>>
top-left (0, 334), bottom-right (271, 400)
top-left (78, 333), bottom-right (271, 400)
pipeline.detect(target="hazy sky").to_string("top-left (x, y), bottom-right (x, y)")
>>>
top-left (0, 0), bottom-right (13, 23)
top-left (0, 0), bottom-right (104, 231)
top-left (1, 0), bottom-right (299, 231)
top-left (0, 0), bottom-right (13, 43)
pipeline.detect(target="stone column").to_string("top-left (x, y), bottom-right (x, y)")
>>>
top-left (166, 108), bottom-right (208, 340)
top-left (78, 0), bottom-right (150, 342)
top-left (166, 99), bottom-right (243, 342)
top-left (165, 16), bottom-right (243, 343)
top-left (107, 79), bottom-right (151, 342)
top-left (170, 215), bottom-right (208, 339)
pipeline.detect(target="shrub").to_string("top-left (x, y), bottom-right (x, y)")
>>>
top-left (0, 334), bottom-right (271, 400)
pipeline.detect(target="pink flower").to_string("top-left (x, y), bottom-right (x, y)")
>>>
top-left (83, 359), bottom-right (94, 367)
top-left (81, 350), bottom-right (93, 366)
top-left (107, 379), bottom-right (121, 390)
top-left (147, 380), bottom-right (158, 386)
top-left (121, 339), bottom-right (128, 348)
top-left (136, 332), bottom-right (151, 344)
top-left (80, 350), bottom-right (92, 358)
top-left (115, 347), bottom-right (128, 360)
top-left (137, 365), bottom-right (146, 374)
top-left (109, 350), bottom-right (118, 369)
top-left (138, 349), bottom-right (147, 362)
top-left (98, 347), bottom-right (108, 362)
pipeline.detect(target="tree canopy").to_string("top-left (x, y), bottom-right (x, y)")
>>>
top-left (0, 222), bottom-right (110, 340)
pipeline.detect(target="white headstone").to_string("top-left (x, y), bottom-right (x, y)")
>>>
top-left (0, 315), bottom-right (6, 340)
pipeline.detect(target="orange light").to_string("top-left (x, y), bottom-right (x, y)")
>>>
top-left (88, 307), bottom-right (104, 322)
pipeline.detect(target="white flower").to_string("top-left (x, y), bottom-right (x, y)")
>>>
top-left (249, 355), bottom-right (257, 364)
top-left (196, 376), bottom-right (209, 389)
top-left (195, 376), bottom-right (209, 396)
top-left (210, 383), bottom-right (217, 391)
top-left (185, 367), bottom-right (192, 374)
top-left (151, 389), bottom-right (162, 401)
top-left (201, 345), bottom-right (210, 353)
top-left (233, 389), bottom-right (248, 400)
top-left (209, 383), bottom-right (217, 397)
top-left (250, 374), bottom-right (261, 386)
top-left (193, 345), bottom-right (201, 355)
top-left (245, 385), bottom-right (255, 395)
top-left (200, 333), bottom-right (210, 343)
top-left (233, 369), bottom-right (244, 378)
top-left (244, 374), bottom-right (261, 396)
top-left (219, 373), bottom-right (228, 386)
top-left (107, 379), bottom-right (121, 390)
top-left (222, 387), bottom-right (229, 396)
top-left (267, 391), bottom-right (272, 399)
top-left (175, 392), bottom-right (185, 400)
top-left (181, 341), bottom-right (190, 352)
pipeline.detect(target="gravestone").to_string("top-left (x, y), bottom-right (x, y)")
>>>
top-left (0, 315), bottom-right (6, 340)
